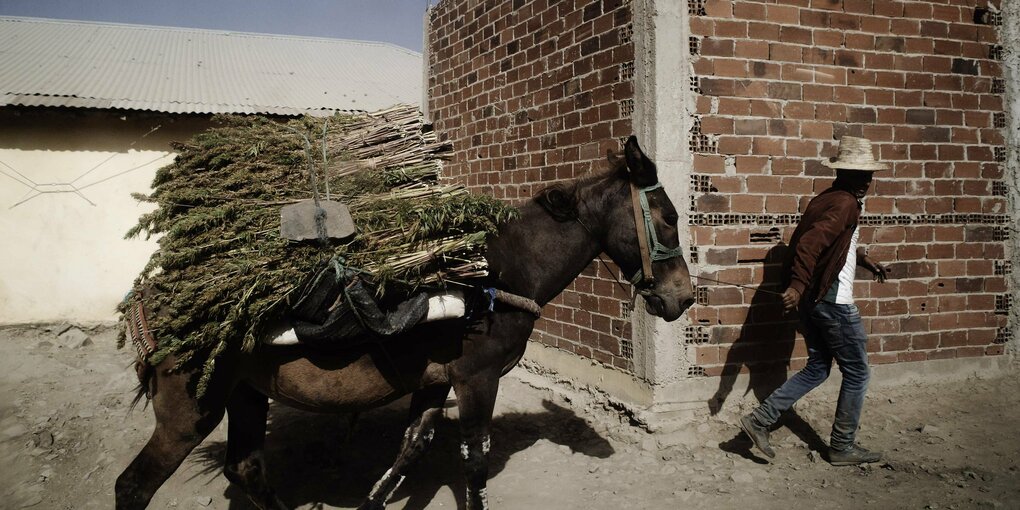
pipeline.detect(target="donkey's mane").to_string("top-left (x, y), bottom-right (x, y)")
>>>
top-left (535, 156), bottom-right (628, 223)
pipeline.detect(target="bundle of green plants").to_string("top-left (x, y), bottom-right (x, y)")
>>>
top-left (121, 105), bottom-right (516, 394)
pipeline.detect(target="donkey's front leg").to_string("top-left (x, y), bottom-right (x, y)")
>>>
top-left (358, 385), bottom-right (451, 510)
top-left (454, 372), bottom-right (500, 510)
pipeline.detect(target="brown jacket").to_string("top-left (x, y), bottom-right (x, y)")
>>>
top-left (783, 186), bottom-right (862, 304)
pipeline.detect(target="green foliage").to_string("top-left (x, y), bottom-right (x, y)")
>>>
top-left (122, 106), bottom-right (516, 397)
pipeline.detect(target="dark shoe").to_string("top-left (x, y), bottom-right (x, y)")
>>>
top-left (739, 413), bottom-right (775, 459)
top-left (828, 444), bottom-right (882, 466)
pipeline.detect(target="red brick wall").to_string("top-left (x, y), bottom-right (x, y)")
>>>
top-left (426, 0), bottom-right (639, 370)
top-left (426, 0), bottom-right (1012, 382)
top-left (687, 0), bottom-right (1011, 376)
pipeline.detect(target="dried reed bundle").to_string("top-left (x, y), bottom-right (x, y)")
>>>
top-left (121, 105), bottom-right (515, 395)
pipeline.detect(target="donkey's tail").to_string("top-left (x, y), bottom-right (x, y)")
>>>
top-left (128, 362), bottom-right (155, 411)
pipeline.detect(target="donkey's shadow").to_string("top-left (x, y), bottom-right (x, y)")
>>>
top-left (196, 397), bottom-right (614, 509)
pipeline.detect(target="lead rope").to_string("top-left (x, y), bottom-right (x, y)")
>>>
top-left (691, 274), bottom-right (785, 297)
top-left (577, 218), bottom-right (785, 302)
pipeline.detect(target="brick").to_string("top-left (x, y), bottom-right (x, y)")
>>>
top-left (701, 38), bottom-right (735, 57)
top-left (734, 118), bottom-right (767, 135)
top-left (736, 40), bottom-right (770, 59)
top-left (780, 26), bottom-right (812, 45)
top-left (811, 0), bottom-right (842, 11)
top-left (767, 82), bottom-right (801, 100)
top-left (718, 136), bottom-right (752, 155)
top-left (767, 4), bottom-right (800, 24)
top-left (769, 43), bottom-right (803, 62)
top-left (752, 137), bottom-right (785, 156)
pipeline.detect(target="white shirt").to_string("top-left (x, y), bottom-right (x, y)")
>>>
top-left (831, 226), bottom-right (859, 304)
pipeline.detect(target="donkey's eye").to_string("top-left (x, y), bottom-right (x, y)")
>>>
top-left (664, 213), bottom-right (679, 226)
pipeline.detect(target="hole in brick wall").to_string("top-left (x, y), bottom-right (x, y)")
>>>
top-left (689, 117), bottom-right (718, 154)
top-left (689, 75), bottom-right (701, 94)
top-left (974, 7), bottom-right (1003, 25)
top-left (695, 286), bottom-right (709, 305)
top-left (989, 45), bottom-right (1004, 60)
top-left (619, 23), bottom-right (633, 45)
top-left (994, 327), bottom-right (1011, 344)
top-left (994, 146), bottom-right (1006, 162)
top-left (621, 98), bottom-right (635, 118)
top-left (992, 181), bottom-right (1007, 196)
top-left (690, 246), bottom-right (699, 264)
top-left (688, 366), bottom-right (707, 377)
top-left (684, 326), bottom-right (709, 345)
top-left (620, 339), bottom-right (634, 359)
top-left (750, 227), bottom-right (782, 244)
top-left (992, 79), bottom-right (1005, 94)
top-left (688, 212), bottom-right (1008, 228)
top-left (689, 0), bottom-right (706, 16)
top-left (691, 174), bottom-right (716, 193)
top-left (689, 36), bottom-right (700, 56)
top-left (995, 294), bottom-right (1012, 314)
top-left (620, 62), bottom-right (634, 82)
top-left (993, 113), bottom-right (1006, 129)
top-left (690, 195), bottom-right (697, 213)
top-left (920, 302), bottom-right (927, 312)
top-left (620, 301), bottom-right (632, 320)
top-left (994, 260), bottom-right (1011, 276)
top-left (992, 226), bottom-right (1010, 241)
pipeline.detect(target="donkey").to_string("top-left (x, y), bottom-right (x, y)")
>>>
top-left (115, 136), bottom-right (696, 509)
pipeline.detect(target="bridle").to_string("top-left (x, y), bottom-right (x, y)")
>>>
top-left (574, 179), bottom-right (685, 302)
top-left (629, 181), bottom-right (684, 286)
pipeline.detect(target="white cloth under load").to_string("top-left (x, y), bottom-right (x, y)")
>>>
top-left (266, 290), bottom-right (466, 345)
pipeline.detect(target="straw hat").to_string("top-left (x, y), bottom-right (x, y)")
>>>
top-left (821, 136), bottom-right (889, 171)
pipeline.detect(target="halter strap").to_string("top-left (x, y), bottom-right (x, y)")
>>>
top-left (630, 182), bottom-right (655, 286)
top-left (629, 182), bottom-right (685, 285)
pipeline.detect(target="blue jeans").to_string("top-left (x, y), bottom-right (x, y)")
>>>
top-left (751, 301), bottom-right (870, 451)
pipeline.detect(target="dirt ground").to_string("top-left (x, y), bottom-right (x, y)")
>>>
top-left (1, 325), bottom-right (1018, 510)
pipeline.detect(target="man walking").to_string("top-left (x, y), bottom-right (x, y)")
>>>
top-left (739, 136), bottom-right (889, 466)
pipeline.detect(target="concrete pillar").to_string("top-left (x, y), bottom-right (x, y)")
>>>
top-left (1001, 0), bottom-right (1020, 355)
top-left (631, 0), bottom-right (698, 397)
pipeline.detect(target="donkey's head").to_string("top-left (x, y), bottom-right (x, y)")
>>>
top-left (603, 136), bottom-right (696, 321)
top-left (538, 136), bottom-right (696, 321)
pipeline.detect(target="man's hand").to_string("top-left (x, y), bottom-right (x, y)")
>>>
top-left (858, 252), bottom-right (888, 283)
top-left (782, 287), bottom-right (801, 312)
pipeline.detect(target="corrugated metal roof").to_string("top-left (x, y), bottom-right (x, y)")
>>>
top-left (0, 17), bottom-right (423, 116)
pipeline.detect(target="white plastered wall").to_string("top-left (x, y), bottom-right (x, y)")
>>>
top-left (0, 109), bottom-right (209, 324)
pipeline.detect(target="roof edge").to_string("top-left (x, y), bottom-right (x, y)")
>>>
top-left (0, 16), bottom-right (422, 57)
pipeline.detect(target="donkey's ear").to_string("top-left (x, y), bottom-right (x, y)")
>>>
top-left (623, 135), bottom-right (658, 186)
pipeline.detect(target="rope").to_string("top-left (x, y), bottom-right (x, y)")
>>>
top-left (486, 288), bottom-right (543, 317)
top-left (692, 274), bottom-right (786, 297)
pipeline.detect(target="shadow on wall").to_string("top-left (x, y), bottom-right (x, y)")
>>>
top-left (707, 242), bottom-right (828, 455)
top-left (0, 107), bottom-right (216, 152)
top-left (194, 397), bottom-right (614, 509)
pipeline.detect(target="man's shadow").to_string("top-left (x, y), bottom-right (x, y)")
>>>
top-left (194, 397), bottom-right (614, 509)
top-left (707, 243), bottom-right (827, 461)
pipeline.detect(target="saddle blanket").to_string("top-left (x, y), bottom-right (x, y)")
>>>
top-left (267, 290), bottom-right (466, 346)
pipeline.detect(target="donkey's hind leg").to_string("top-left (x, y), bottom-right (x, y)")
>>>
top-left (223, 383), bottom-right (288, 510)
top-left (115, 371), bottom-right (227, 510)
top-left (358, 385), bottom-right (451, 510)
